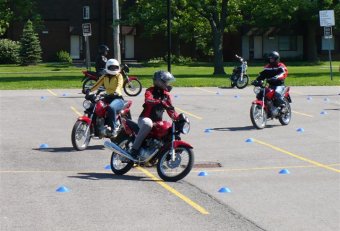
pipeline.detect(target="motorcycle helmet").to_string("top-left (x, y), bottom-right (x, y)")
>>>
top-left (153, 70), bottom-right (175, 91)
top-left (105, 59), bottom-right (120, 75)
top-left (98, 44), bottom-right (109, 55)
top-left (268, 51), bottom-right (280, 64)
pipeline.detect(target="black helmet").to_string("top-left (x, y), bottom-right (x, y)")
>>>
top-left (153, 70), bottom-right (175, 91)
top-left (98, 44), bottom-right (109, 54)
top-left (268, 51), bottom-right (280, 64)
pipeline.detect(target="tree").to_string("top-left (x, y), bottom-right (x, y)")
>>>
top-left (0, 0), bottom-right (41, 36)
top-left (125, 0), bottom-right (242, 75)
top-left (19, 20), bottom-right (42, 65)
top-left (241, 0), bottom-right (338, 62)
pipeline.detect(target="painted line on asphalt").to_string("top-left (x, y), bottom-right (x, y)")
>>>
top-left (47, 89), bottom-right (58, 96)
top-left (175, 106), bottom-right (203, 120)
top-left (254, 138), bottom-right (340, 173)
top-left (136, 166), bottom-right (209, 215)
top-left (292, 110), bottom-right (314, 118)
top-left (194, 87), bottom-right (216, 94)
top-left (2, 163), bottom-right (340, 174)
top-left (71, 106), bottom-right (82, 116)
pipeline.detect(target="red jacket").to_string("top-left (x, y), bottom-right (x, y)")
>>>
top-left (257, 62), bottom-right (288, 86)
top-left (140, 87), bottom-right (179, 122)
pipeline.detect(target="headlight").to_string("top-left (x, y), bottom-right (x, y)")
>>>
top-left (254, 86), bottom-right (261, 94)
top-left (83, 100), bottom-right (92, 109)
top-left (181, 121), bottom-right (190, 134)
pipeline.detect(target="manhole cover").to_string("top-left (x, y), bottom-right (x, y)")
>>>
top-left (193, 161), bottom-right (222, 168)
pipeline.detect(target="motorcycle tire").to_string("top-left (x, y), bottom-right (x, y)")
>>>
top-left (157, 145), bottom-right (194, 182)
top-left (82, 78), bottom-right (97, 94)
top-left (250, 104), bottom-right (267, 129)
top-left (71, 121), bottom-right (91, 151)
top-left (236, 75), bottom-right (249, 89)
top-left (110, 137), bottom-right (134, 175)
top-left (279, 99), bottom-right (292, 126)
top-left (123, 79), bottom-right (142, 97)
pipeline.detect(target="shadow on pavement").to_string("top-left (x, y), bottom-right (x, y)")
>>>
top-left (68, 172), bottom-right (154, 181)
top-left (210, 125), bottom-right (279, 131)
top-left (33, 145), bottom-right (105, 153)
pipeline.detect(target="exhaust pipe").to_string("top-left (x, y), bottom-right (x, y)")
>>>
top-left (104, 141), bottom-right (137, 162)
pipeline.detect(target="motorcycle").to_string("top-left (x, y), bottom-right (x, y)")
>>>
top-left (71, 89), bottom-right (133, 151)
top-left (81, 64), bottom-right (142, 97)
top-left (250, 80), bottom-right (292, 129)
top-left (230, 54), bottom-right (249, 89)
top-left (104, 111), bottom-right (194, 182)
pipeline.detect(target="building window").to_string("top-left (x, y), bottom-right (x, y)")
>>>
top-left (83, 6), bottom-right (90, 20)
top-left (278, 36), bottom-right (297, 51)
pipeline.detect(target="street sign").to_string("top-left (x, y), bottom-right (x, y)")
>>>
top-left (324, 26), bottom-right (333, 39)
top-left (319, 10), bottom-right (335, 27)
top-left (82, 23), bottom-right (92, 36)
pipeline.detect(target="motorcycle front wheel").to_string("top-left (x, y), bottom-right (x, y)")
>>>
top-left (123, 79), bottom-right (142, 96)
top-left (82, 78), bottom-right (97, 94)
top-left (236, 75), bottom-right (249, 89)
top-left (71, 121), bottom-right (91, 151)
top-left (157, 145), bottom-right (194, 182)
top-left (250, 104), bottom-right (267, 129)
top-left (110, 138), bottom-right (134, 175)
top-left (279, 99), bottom-right (292, 125)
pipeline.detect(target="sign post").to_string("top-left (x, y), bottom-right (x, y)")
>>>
top-left (82, 23), bottom-right (92, 70)
top-left (319, 10), bottom-right (335, 80)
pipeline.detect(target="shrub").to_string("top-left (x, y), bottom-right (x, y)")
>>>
top-left (56, 50), bottom-right (72, 64)
top-left (147, 57), bottom-right (165, 64)
top-left (0, 39), bottom-right (20, 64)
top-left (19, 20), bottom-right (42, 65)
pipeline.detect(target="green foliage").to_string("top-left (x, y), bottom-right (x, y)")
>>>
top-left (56, 50), bottom-right (72, 64)
top-left (0, 39), bottom-right (20, 64)
top-left (19, 20), bottom-right (42, 65)
top-left (0, 0), bottom-right (41, 36)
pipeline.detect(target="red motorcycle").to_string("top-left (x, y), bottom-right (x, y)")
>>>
top-left (250, 80), bottom-right (292, 129)
top-left (71, 89), bottom-right (132, 151)
top-left (81, 64), bottom-right (142, 97)
top-left (104, 111), bottom-right (194, 182)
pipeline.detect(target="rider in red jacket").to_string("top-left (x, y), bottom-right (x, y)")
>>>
top-left (130, 70), bottom-right (179, 158)
top-left (256, 51), bottom-right (288, 109)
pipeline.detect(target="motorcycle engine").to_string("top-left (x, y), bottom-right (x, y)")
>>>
top-left (96, 118), bottom-right (106, 138)
top-left (140, 139), bottom-right (163, 161)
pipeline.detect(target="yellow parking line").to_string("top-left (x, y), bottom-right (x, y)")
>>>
top-left (254, 139), bottom-right (340, 173)
top-left (71, 106), bottom-right (83, 116)
top-left (47, 89), bottom-right (58, 96)
top-left (136, 166), bottom-right (209, 215)
top-left (292, 110), bottom-right (314, 118)
top-left (175, 107), bottom-right (203, 120)
top-left (194, 87), bottom-right (216, 94)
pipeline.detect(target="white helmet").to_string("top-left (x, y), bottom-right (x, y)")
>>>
top-left (105, 59), bottom-right (120, 75)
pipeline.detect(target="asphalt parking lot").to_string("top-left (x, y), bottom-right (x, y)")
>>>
top-left (1, 86), bottom-right (339, 231)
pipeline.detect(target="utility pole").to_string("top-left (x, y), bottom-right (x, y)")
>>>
top-left (112, 0), bottom-right (121, 63)
top-left (167, 0), bottom-right (171, 72)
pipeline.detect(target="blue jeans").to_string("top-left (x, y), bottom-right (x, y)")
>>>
top-left (107, 99), bottom-right (125, 129)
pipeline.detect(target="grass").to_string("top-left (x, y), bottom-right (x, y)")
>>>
top-left (0, 61), bottom-right (339, 90)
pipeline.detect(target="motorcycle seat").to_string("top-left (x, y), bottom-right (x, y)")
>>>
top-left (126, 119), bottom-right (139, 133)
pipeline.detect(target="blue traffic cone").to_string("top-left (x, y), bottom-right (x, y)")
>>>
top-left (307, 96), bottom-right (312, 101)
top-left (198, 171), bottom-right (208, 176)
top-left (296, 128), bottom-right (304, 133)
top-left (234, 95), bottom-right (240, 99)
top-left (218, 187), bottom-right (231, 193)
top-left (245, 138), bottom-right (254, 143)
top-left (56, 186), bottom-right (70, 192)
top-left (105, 165), bottom-right (111, 170)
top-left (40, 96), bottom-right (47, 100)
top-left (204, 128), bottom-right (212, 133)
top-left (39, 143), bottom-right (49, 149)
top-left (279, 169), bottom-right (290, 174)
top-left (320, 111), bottom-right (328, 115)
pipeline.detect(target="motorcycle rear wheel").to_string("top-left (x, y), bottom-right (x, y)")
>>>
top-left (279, 99), bottom-right (292, 125)
top-left (123, 79), bottom-right (142, 96)
top-left (236, 75), bottom-right (249, 89)
top-left (250, 104), bottom-right (267, 129)
top-left (157, 145), bottom-right (194, 182)
top-left (71, 121), bottom-right (91, 151)
top-left (110, 138), bottom-right (134, 175)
